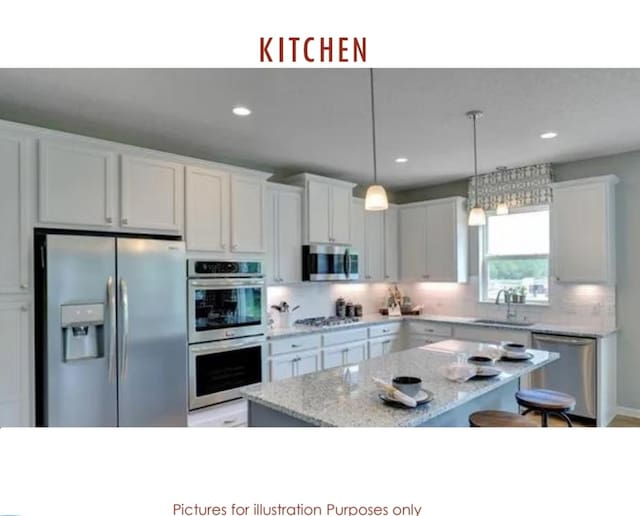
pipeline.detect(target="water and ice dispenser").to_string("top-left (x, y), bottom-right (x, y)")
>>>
top-left (60, 303), bottom-right (105, 361)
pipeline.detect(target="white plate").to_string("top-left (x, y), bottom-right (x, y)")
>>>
top-left (379, 389), bottom-right (434, 407)
top-left (474, 366), bottom-right (501, 377)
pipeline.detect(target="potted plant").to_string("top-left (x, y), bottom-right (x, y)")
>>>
top-left (517, 286), bottom-right (527, 304)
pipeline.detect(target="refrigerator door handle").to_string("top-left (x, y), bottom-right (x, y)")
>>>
top-left (120, 278), bottom-right (130, 382)
top-left (107, 276), bottom-right (117, 384)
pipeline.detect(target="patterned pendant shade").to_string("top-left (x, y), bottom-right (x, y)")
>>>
top-left (468, 163), bottom-right (553, 211)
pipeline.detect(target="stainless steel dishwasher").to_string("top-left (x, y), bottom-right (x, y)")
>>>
top-left (530, 333), bottom-right (597, 420)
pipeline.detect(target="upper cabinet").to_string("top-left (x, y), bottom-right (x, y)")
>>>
top-left (230, 175), bottom-right (266, 253)
top-left (350, 199), bottom-right (366, 274)
top-left (551, 175), bottom-right (618, 284)
top-left (0, 130), bottom-right (30, 295)
top-left (364, 210), bottom-right (384, 281)
top-left (185, 165), bottom-right (268, 254)
top-left (120, 155), bottom-right (183, 232)
top-left (283, 173), bottom-right (355, 245)
top-left (383, 206), bottom-right (399, 282)
top-left (38, 139), bottom-right (117, 228)
top-left (38, 139), bottom-right (184, 235)
top-left (399, 197), bottom-right (468, 282)
top-left (266, 184), bottom-right (303, 284)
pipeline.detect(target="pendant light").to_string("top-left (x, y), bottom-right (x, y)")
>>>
top-left (495, 166), bottom-right (509, 215)
top-left (365, 68), bottom-right (389, 211)
top-left (466, 110), bottom-right (486, 226)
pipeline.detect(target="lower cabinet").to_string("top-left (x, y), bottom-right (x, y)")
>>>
top-left (368, 336), bottom-right (393, 358)
top-left (405, 321), bottom-right (453, 349)
top-left (452, 325), bottom-right (529, 346)
top-left (322, 341), bottom-right (367, 369)
top-left (0, 300), bottom-right (31, 427)
top-left (270, 349), bottom-right (321, 381)
top-left (187, 399), bottom-right (248, 427)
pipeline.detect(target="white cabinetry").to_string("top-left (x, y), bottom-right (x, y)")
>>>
top-left (551, 175), bottom-right (618, 284)
top-left (399, 197), bottom-right (468, 282)
top-left (0, 301), bottom-right (31, 426)
top-left (38, 139), bottom-right (117, 228)
top-left (283, 173), bottom-right (355, 245)
top-left (452, 325), bottom-right (529, 346)
top-left (185, 166), bottom-right (267, 254)
top-left (351, 199), bottom-right (366, 275)
top-left (270, 349), bottom-right (321, 381)
top-left (188, 399), bottom-right (248, 427)
top-left (120, 154), bottom-right (183, 232)
top-left (266, 185), bottom-right (302, 284)
top-left (322, 341), bottom-right (367, 369)
top-left (406, 321), bottom-right (453, 348)
top-left (0, 131), bottom-right (30, 294)
top-left (364, 210), bottom-right (384, 281)
top-left (231, 175), bottom-right (266, 252)
top-left (383, 206), bottom-right (399, 281)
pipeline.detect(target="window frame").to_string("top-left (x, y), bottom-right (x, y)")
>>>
top-left (479, 204), bottom-right (551, 305)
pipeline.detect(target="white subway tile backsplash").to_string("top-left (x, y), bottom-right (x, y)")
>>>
top-left (268, 277), bottom-right (616, 330)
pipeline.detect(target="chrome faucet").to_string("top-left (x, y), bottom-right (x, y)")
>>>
top-left (495, 289), bottom-right (517, 320)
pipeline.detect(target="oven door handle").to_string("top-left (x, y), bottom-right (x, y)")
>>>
top-left (343, 250), bottom-right (351, 279)
top-left (190, 339), bottom-right (265, 354)
top-left (189, 278), bottom-right (265, 287)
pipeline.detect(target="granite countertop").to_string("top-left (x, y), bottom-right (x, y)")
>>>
top-left (242, 339), bottom-right (559, 427)
top-left (268, 313), bottom-right (616, 339)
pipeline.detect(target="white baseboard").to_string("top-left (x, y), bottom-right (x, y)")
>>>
top-left (617, 406), bottom-right (640, 418)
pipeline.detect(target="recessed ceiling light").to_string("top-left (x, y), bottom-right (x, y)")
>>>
top-left (394, 157), bottom-right (408, 163)
top-left (232, 106), bottom-right (252, 116)
top-left (540, 132), bottom-right (557, 139)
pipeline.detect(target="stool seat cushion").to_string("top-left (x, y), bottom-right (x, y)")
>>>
top-left (469, 410), bottom-right (538, 427)
top-left (516, 389), bottom-right (576, 411)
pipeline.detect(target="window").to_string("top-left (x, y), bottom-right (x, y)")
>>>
top-left (480, 207), bottom-right (550, 303)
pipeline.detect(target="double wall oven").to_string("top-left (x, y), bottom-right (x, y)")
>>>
top-left (187, 260), bottom-right (266, 410)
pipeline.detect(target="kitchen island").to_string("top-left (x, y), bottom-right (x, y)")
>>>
top-left (242, 340), bottom-right (559, 427)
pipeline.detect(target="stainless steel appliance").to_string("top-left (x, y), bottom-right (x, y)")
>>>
top-left (187, 259), bottom-right (266, 409)
top-left (36, 233), bottom-right (187, 427)
top-left (187, 259), bottom-right (265, 343)
top-left (302, 244), bottom-right (359, 281)
top-left (295, 316), bottom-right (361, 328)
top-left (189, 336), bottom-right (266, 409)
top-left (530, 333), bottom-right (597, 420)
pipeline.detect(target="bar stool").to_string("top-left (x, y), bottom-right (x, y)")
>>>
top-left (515, 388), bottom-right (576, 427)
top-left (469, 410), bottom-right (537, 427)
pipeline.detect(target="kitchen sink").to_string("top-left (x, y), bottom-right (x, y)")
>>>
top-left (472, 319), bottom-right (536, 327)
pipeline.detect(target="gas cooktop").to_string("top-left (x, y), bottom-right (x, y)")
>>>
top-left (294, 316), bottom-right (361, 327)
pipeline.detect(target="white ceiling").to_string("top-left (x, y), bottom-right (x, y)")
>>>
top-left (1, 68), bottom-right (640, 190)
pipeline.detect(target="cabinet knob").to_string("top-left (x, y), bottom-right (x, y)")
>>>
top-left (21, 305), bottom-right (28, 312)
top-left (231, 244), bottom-right (238, 250)
top-left (121, 218), bottom-right (128, 225)
top-left (106, 216), bottom-right (113, 223)
top-left (384, 275), bottom-right (390, 279)
top-left (20, 283), bottom-right (28, 290)
top-left (221, 243), bottom-right (226, 250)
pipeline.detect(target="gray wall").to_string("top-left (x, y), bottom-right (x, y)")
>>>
top-left (396, 149), bottom-right (640, 410)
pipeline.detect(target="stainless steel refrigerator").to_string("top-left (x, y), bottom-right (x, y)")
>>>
top-left (36, 233), bottom-right (187, 427)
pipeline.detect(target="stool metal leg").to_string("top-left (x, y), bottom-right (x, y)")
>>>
top-left (550, 411), bottom-right (573, 427)
top-left (541, 411), bottom-right (549, 427)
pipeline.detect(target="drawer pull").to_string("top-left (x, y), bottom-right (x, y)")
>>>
top-left (425, 328), bottom-right (434, 333)
top-left (291, 344), bottom-right (301, 348)
top-left (222, 419), bottom-right (237, 426)
top-left (382, 329), bottom-right (390, 333)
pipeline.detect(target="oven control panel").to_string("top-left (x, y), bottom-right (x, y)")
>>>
top-left (188, 260), bottom-right (262, 277)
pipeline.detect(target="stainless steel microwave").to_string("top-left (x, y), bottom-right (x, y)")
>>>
top-left (302, 245), bottom-right (359, 281)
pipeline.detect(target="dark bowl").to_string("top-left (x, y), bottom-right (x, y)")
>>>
top-left (392, 376), bottom-right (422, 397)
top-left (468, 355), bottom-right (494, 365)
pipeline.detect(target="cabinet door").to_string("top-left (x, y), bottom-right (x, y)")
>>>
top-left (186, 166), bottom-right (230, 252)
top-left (0, 132), bottom-right (29, 294)
top-left (307, 180), bottom-right (331, 243)
top-left (399, 205), bottom-right (427, 280)
top-left (270, 355), bottom-right (295, 381)
top-left (277, 189), bottom-right (302, 282)
top-left (322, 346), bottom-right (345, 370)
top-left (364, 210), bottom-right (384, 280)
top-left (425, 200), bottom-right (457, 281)
top-left (39, 139), bottom-right (116, 228)
top-left (230, 176), bottom-right (266, 253)
top-left (0, 301), bottom-right (30, 427)
top-left (350, 199), bottom-right (365, 276)
top-left (330, 185), bottom-right (352, 244)
top-left (345, 341), bottom-right (367, 365)
top-left (120, 155), bottom-right (183, 232)
top-left (384, 206), bottom-right (399, 282)
top-left (368, 337), bottom-right (393, 359)
top-left (265, 188), bottom-right (278, 283)
top-left (296, 352), bottom-right (320, 376)
top-left (552, 183), bottom-right (610, 283)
